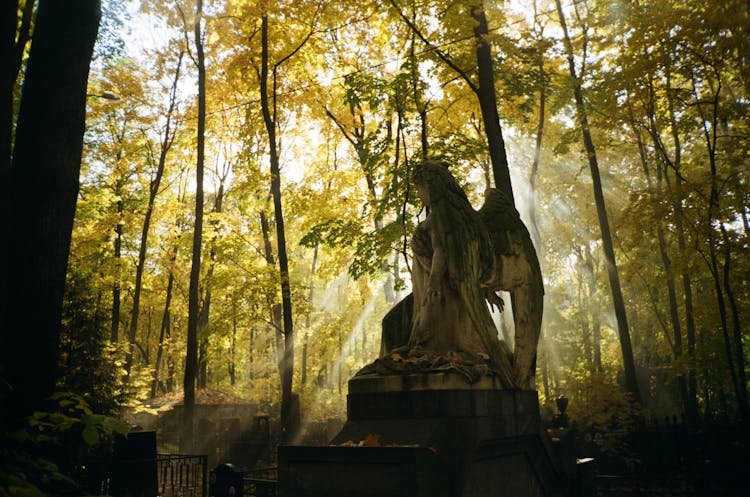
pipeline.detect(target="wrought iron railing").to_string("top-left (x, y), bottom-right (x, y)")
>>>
top-left (157, 454), bottom-right (208, 497)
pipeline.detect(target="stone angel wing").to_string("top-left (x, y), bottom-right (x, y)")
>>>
top-left (477, 188), bottom-right (544, 389)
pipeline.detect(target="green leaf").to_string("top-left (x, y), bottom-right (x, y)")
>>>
top-left (81, 425), bottom-right (100, 446)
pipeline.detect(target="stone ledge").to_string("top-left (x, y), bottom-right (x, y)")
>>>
top-left (349, 372), bottom-right (508, 394)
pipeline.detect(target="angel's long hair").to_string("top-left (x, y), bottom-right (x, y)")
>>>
top-left (412, 160), bottom-right (487, 284)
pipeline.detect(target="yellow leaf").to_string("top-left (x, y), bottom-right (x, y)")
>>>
top-left (362, 433), bottom-right (382, 447)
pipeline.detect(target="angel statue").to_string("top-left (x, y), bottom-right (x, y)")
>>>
top-left (366, 160), bottom-right (543, 390)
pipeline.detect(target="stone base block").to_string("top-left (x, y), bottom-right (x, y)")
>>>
top-left (277, 374), bottom-right (563, 497)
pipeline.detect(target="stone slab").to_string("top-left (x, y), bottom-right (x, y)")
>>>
top-left (347, 386), bottom-right (541, 433)
top-left (278, 445), bottom-right (447, 497)
top-left (349, 372), bottom-right (506, 393)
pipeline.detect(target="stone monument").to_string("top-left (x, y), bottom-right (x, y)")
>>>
top-left (279, 160), bottom-right (562, 497)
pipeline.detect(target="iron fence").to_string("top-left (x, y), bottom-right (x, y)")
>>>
top-left (157, 454), bottom-right (208, 497)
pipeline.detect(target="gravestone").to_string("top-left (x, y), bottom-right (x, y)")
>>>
top-left (279, 161), bottom-right (563, 497)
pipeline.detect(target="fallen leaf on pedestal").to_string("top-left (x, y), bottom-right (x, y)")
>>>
top-left (362, 433), bottom-right (382, 447)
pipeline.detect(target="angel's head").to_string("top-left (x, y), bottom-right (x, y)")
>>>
top-left (412, 160), bottom-right (468, 210)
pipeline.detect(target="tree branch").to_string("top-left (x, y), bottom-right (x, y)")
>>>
top-left (388, 0), bottom-right (479, 94)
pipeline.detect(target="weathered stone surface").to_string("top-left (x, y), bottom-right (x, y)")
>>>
top-left (368, 160), bottom-right (544, 389)
top-left (349, 371), bottom-right (510, 393)
top-left (278, 375), bottom-right (563, 497)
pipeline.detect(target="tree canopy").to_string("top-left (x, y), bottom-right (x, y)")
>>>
top-left (4, 0), bottom-right (749, 445)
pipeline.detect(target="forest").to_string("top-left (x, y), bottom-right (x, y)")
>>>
top-left (1, 0), bottom-right (749, 493)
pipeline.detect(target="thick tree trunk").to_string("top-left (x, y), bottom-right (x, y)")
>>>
top-left (0, 1), bottom-right (34, 332)
top-left (1, 0), bottom-right (100, 427)
top-left (471, 1), bottom-right (512, 201)
top-left (555, 0), bottom-right (641, 403)
top-left (393, 1), bottom-right (544, 387)
top-left (183, 0), bottom-right (205, 452)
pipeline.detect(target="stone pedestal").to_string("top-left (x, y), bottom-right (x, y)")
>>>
top-left (278, 373), bottom-right (564, 497)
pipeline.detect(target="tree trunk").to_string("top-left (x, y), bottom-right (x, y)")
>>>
top-left (167, 316), bottom-right (176, 393)
top-left (720, 222), bottom-right (748, 420)
top-left (578, 259), bottom-right (593, 372)
top-left (664, 59), bottom-right (700, 425)
top-left (302, 245), bottom-right (318, 386)
top-left (393, 1), bottom-right (544, 387)
top-left (584, 245), bottom-right (602, 372)
top-left (260, 14), bottom-right (296, 443)
top-left (690, 64), bottom-right (749, 422)
top-left (124, 52), bottom-right (182, 380)
top-left (471, 1), bottom-right (512, 200)
top-left (111, 182), bottom-right (123, 343)
top-left (183, 0), bottom-right (205, 452)
top-left (196, 177), bottom-right (226, 390)
top-left (1, 0), bottom-right (100, 427)
top-left (631, 106), bottom-right (690, 415)
top-left (0, 0), bottom-right (17, 177)
top-left (0, 1), bottom-right (34, 332)
top-left (260, 208), bottom-right (284, 369)
top-left (229, 307), bottom-right (236, 386)
top-left (555, 0), bottom-right (641, 403)
top-left (151, 243), bottom-right (177, 398)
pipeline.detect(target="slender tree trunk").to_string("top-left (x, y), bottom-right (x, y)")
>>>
top-left (229, 307), bottom-right (236, 386)
top-left (167, 316), bottom-right (176, 393)
top-left (578, 260), bottom-right (593, 372)
top-left (664, 60), bottom-right (700, 424)
top-left (151, 244), bottom-right (177, 398)
top-left (124, 52), bottom-right (182, 380)
top-left (198, 332), bottom-right (208, 389)
top-left (323, 103), bottom-right (395, 302)
top-left (111, 182), bottom-right (123, 343)
top-left (631, 105), bottom-right (691, 415)
top-left (260, 15), bottom-right (296, 443)
top-left (0, 0), bottom-right (18, 178)
top-left (407, 36), bottom-right (428, 158)
top-left (1, 0), bottom-right (100, 427)
top-left (529, 66), bottom-right (545, 249)
top-left (555, 0), bottom-right (640, 403)
top-left (584, 245), bottom-right (602, 372)
top-left (690, 65), bottom-right (749, 422)
top-left (302, 245), bottom-right (318, 386)
top-left (260, 209), bottom-right (284, 368)
top-left (720, 222), bottom-right (748, 420)
top-left (541, 352), bottom-right (551, 406)
top-left (183, 0), bottom-right (205, 452)
top-left (196, 177), bottom-right (226, 390)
